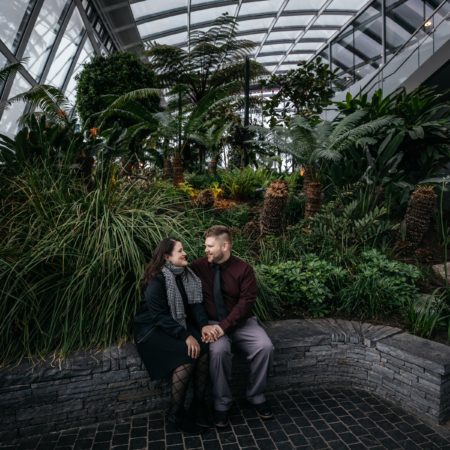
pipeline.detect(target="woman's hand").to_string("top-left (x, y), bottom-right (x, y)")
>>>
top-left (185, 335), bottom-right (200, 359)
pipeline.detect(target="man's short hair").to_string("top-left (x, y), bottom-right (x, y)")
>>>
top-left (204, 225), bottom-right (232, 243)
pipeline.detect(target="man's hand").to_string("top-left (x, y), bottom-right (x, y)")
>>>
top-left (201, 324), bottom-right (224, 343)
top-left (185, 335), bottom-right (200, 359)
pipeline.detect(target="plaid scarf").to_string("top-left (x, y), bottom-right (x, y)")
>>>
top-left (161, 262), bottom-right (203, 329)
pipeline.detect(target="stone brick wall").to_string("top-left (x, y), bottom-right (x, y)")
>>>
top-left (1, 319), bottom-right (450, 441)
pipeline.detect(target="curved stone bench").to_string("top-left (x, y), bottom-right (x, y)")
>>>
top-left (1, 319), bottom-right (450, 441)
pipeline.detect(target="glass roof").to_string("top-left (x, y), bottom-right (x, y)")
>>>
top-left (130, 0), bottom-right (373, 74)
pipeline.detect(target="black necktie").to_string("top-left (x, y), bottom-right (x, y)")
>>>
top-left (213, 264), bottom-right (228, 321)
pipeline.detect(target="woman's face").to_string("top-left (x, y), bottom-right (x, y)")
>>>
top-left (165, 241), bottom-right (188, 267)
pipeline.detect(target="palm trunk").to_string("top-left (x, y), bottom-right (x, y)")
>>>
top-left (404, 186), bottom-right (436, 248)
top-left (172, 154), bottom-right (184, 186)
top-left (163, 157), bottom-right (173, 180)
top-left (303, 164), bottom-right (321, 218)
top-left (260, 179), bottom-right (289, 235)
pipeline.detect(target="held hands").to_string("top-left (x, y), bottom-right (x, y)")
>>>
top-left (185, 335), bottom-right (200, 359)
top-left (201, 324), bottom-right (224, 343)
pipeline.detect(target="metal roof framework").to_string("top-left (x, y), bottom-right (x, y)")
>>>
top-left (130, 0), bottom-right (373, 74)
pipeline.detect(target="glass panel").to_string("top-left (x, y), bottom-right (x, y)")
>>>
top-left (0, 73), bottom-right (31, 137)
top-left (268, 30), bottom-right (301, 40)
top-left (285, 0), bottom-right (326, 10)
top-left (22, 0), bottom-right (70, 79)
top-left (0, 0), bottom-right (36, 54)
top-left (239, 33), bottom-right (267, 42)
top-left (386, 0), bottom-right (427, 53)
top-left (314, 14), bottom-right (351, 26)
top-left (303, 29), bottom-right (336, 39)
top-left (278, 63), bottom-right (300, 70)
top-left (260, 43), bottom-right (292, 52)
top-left (238, 17), bottom-right (273, 31)
top-left (131, 0), bottom-right (186, 19)
top-left (352, 7), bottom-right (383, 81)
top-left (45, 8), bottom-right (85, 89)
top-left (0, 53), bottom-right (8, 93)
top-left (64, 39), bottom-right (94, 104)
top-left (332, 32), bottom-right (354, 71)
top-left (275, 15), bottom-right (313, 27)
top-left (317, 47), bottom-right (329, 64)
top-left (156, 32), bottom-right (187, 46)
top-left (240, 0), bottom-right (284, 16)
top-left (191, 5), bottom-right (238, 24)
top-left (257, 55), bottom-right (284, 63)
top-left (284, 53), bottom-right (313, 62)
top-left (328, 0), bottom-right (369, 10)
top-left (191, 0), bottom-right (228, 4)
top-left (294, 41), bottom-right (322, 50)
top-left (138, 14), bottom-right (186, 38)
top-left (386, 16), bottom-right (422, 51)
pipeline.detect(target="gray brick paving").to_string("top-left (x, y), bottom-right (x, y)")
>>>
top-left (2, 387), bottom-right (450, 450)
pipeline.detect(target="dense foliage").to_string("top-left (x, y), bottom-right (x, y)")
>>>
top-left (1, 18), bottom-right (450, 365)
top-left (75, 52), bottom-right (159, 126)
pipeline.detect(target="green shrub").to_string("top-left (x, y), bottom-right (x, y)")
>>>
top-left (402, 289), bottom-right (449, 338)
top-left (185, 172), bottom-right (221, 190)
top-left (257, 256), bottom-right (346, 317)
top-left (339, 249), bottom-right (422, 319)
top-left (75, 52), bottom-right (159, 126)
top-left (300, 197), bottom-right (397, 264)
top-left (216, 204), bottom-right (250, 228)
top-left (220, 167), bottom-right (272, 200)
top-left (0, 164), bottom-right (208, 364)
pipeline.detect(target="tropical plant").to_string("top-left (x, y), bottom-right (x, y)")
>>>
top-left (0, 162), bottom-right (209, 364)
top-left (75, 52), bottom-right (159, 127)
top-left (402, 290), bottom-right (448, 338)
top-left (339, 249), bottom-right (422, 318)
top-left (0, 60), bottom-right (24, 84)
top-left (0, 114), bottom-right (79, 176)
top-left (335, 86), bottom-right (450, 188)
top-left (285, 110), bottom-right (398, 216)
top-left (261, 57), bottom-right (336, 126)
top-left (403, 185), bottom-right (437, 248)
top-left (219, 167), bottom-right (272, 200)
top-left (146, 14), bottom-right (267, 170)
top-left (257, 256), bottom-right (346, 317)
top-left (299, 190), bottom-right (397, 265)
top-left (260, 179), bottom-right (289, 235)
top-left (146, 14), bottom-right (266, 105)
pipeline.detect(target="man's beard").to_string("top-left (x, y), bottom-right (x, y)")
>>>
top-left (211, 251), bottom-right (224, 263)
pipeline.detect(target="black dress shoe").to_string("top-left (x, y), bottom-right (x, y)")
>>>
top-left (254, 401), bottom-right (273, 420)
top-left (213, 409), bottom-right (229, 428)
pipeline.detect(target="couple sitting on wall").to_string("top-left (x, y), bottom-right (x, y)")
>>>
top-left (133, 225), bottom-right (274, 433)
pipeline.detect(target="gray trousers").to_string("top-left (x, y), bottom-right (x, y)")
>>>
top-left (209, 316), bottom-right (274, 411)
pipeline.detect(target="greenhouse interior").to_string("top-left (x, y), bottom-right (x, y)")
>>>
top-left (1, 0), bottom-right (450, 449)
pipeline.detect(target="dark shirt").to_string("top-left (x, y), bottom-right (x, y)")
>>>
top-left (190, 255), bottom-right (258, 333)
top-left (133, 273), bottom-right (209, 343)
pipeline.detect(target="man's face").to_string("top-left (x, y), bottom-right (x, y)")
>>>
top-left (204, 236), bottom-right (229, 264)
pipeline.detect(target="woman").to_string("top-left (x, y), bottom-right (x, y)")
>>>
top-left (134, 238), bottom-right (214, 433)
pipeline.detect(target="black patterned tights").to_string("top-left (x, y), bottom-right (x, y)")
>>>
top-left (168, 353), bottom-right (209, 416)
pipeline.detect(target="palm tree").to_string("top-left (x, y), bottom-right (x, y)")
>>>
top-left (291, 111), bottom-right (402, 217)
top-left (146, 14), bottom-right (266, 104)
top-left (145, 13), bottom-right (267, 171)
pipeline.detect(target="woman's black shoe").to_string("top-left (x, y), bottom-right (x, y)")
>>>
top-left (192, 402), bottom-right (214, 428)
top-left (166, 410), bottom-right (202, 434)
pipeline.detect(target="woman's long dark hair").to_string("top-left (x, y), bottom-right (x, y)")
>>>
top-left (140, 237), bottom-right (179, 292)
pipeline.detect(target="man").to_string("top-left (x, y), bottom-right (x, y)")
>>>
top-left (191, 225), bottom-right (274, 427)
